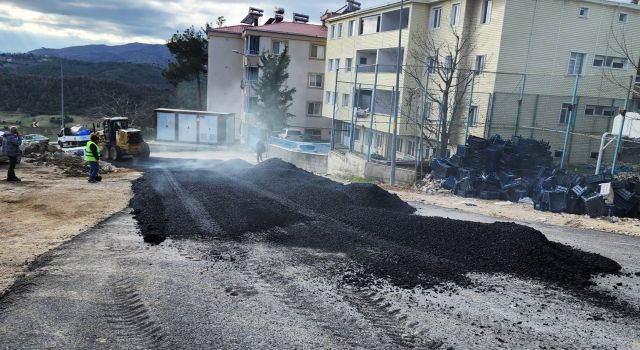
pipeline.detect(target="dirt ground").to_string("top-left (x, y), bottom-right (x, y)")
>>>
top-left (0, 161), bottom-right (140, 293)
top-left (385, 187), bottom-right (640, 237)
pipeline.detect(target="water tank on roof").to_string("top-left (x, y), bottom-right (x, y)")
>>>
top-left (612, 112), bottom-right (640, 138)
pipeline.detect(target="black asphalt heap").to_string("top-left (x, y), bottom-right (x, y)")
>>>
top-left (131, 159), bottom-right (621, 289)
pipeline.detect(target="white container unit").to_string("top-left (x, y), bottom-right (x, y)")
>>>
top-left (155, 109), bottom-right (235, 144)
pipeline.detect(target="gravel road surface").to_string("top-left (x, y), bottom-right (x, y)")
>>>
top-left (1, 157), bottom-right (639, 349)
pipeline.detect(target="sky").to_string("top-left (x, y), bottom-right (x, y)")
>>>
top-left (0, 0), bottom-right (391, 53)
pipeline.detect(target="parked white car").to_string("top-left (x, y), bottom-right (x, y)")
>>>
top-left (278, 128), bottom-right (304, 141)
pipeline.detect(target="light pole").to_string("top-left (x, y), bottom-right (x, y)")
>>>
top-left (59, 54), bottom-right (65, 137)
top-left (389, 0), bottom-right (404, 185)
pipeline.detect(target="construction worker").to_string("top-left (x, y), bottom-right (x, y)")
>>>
top-left (84, 134), bottom-right (101, 183)
top-left (255, 138), bottom-right (266, 163)
top-left (3, 126), bottom-right (22, 182)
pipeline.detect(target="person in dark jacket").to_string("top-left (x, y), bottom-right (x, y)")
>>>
top-left (84, 134), bottom-right (101, 183)
top-left (255, 139), bottom-right (266, 163)
top-left (3, 126), bottom-right (22, 182)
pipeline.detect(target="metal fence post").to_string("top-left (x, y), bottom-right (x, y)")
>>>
top-left (560, 74), bottom-right (580, 169)
top-left (485, 93), bottom-right (495, 138)
top-left (464, 73), bottom-right (476, 141)
top-left (514, 74), bottom-right (526, 136)
top-left (331, 67), bottom-right (339, 150)
top-left (367, 64), bottom-right (379, 161)
top-left (349, 66), bottom-right (360, 152)
top-left (610, 75), bottom-right (634, 175)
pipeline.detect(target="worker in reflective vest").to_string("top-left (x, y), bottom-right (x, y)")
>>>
top-left (84, 134), bottom-right (101, 183)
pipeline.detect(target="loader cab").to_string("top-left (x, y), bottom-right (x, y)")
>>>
top-left (103, 118), bottom-right (129, 144)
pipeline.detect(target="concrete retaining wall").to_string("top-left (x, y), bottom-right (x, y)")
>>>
top-left (327, 151), bottom-right (417, 185)
top-left (267, 145), bottom-right (328, 174)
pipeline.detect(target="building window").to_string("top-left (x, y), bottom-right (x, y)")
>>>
top-left (480, 0), bottom-right (492, 24)
top-left (450, 3), bottom-right (460, 27)
top-left (246, 35), bottom-right (260, 55)
top-left (245, 66), bottom-right (259, 83)
top-left (346, 58), bottom-right (353, 72)
top-left (335, 58), bottom-right (341, 72)
top-left (559, 103), bottom-right (573, 124)
top-left (348, 20), bottom-right (356, 36)
top-left (307, 102), bottom-right (322, 116)
top-left (327, 59), bottom-right (334, 72)
top-left (337, 23), bottom-right (343, 38)
top-left (567, 52), bottom-right (586, 75)
top-left (444, 55), bottom-right (453, 73)
top-left (308, 73), bottom-right (324, 88)
top-left (310, 44), bottom-right (325, 59)
top-left (325, 91), bottom-right (331, 104)
top-left (585, 105), bottom-right (617, 117)
top-left (469, 106), bottom-right (478, 126)
top-left (431, 7), bottom-right (442, 29)
top-left (578, 7), bottom-right (590, 18)
top-left (360, 15), bottom-right (380, 34)
top-left (375, 133), bottom-right (383, 148)
top-left (244, 96), bottom-right (258, 113)
top-left (407, 140), bottom-right (416, 157)
top-left (353, 127), bottom-right (360, 141)
top-left (474, 55), bottom-right (486, 73)
top-left (272, 40), bottom-right (288, 55)
top-left (593, 55), bottom-right (626, 69)
top-left (397, 138), bottom-right (404, 153)
top-left (426, 56), bottom-right (437, 74)
top-left (619, 13), bottom-right (628, 23)
top-left (330, 24), bottom-right (336, 39)
top-left (342, 93), bottom-right (350, 107)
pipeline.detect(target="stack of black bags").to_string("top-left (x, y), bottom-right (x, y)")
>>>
top-left (431, 135), bottom-right (640, 218)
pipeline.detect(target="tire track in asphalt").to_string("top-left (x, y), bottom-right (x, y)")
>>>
top-left (161, 168), bottom-right (445, 347)
top-left (103, 276), bottom-right (168, 349)
top-left (162, 168), bottom-right (225, 236)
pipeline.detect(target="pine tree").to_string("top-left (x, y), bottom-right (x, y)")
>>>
top-left (162, 26), bottom-right (208, 110)
top-left (254, 49), bottom-right (296, 132)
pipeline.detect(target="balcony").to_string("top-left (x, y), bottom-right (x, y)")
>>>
top-left (356, 48), bottom-right (404, 73)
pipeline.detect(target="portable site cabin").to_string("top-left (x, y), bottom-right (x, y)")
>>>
top-left (155, 109), bottom-right (235, 144)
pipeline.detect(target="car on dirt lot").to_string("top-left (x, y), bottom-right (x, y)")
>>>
top-left (22, 134), bottom-right (50, 145)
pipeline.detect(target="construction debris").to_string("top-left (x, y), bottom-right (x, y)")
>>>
top-left (24, 143), bottom-right (116, 176)
top-left (432, 135), bottom-right (640, 219)
top-left (131, 158), bottom-right (620, 289)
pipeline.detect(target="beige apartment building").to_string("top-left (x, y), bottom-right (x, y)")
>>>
top-left (207, 9), bottom-right (330, 145)
top-left (324, 0), bottom-right (640, 164)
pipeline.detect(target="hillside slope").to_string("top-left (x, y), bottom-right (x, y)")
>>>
top-left (28, 43), bottom-right (171, 67)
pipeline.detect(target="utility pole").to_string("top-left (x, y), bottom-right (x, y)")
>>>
top-left (560, 74), bottom-right (579, 169)
top-left (389, 0), bottom-right (404, 185)
top-left (60, 55), bottom-right (65, 136)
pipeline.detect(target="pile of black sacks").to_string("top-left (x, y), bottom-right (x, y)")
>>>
top-left (432, 135), bottom-right (640, 218)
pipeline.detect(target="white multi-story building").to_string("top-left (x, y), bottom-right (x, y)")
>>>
top-left (324, 0), bottom-right (640, 164)
top-left (207, 8), bottom-right (330, 145)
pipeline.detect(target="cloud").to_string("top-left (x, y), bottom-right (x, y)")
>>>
top-left (0, 0), bottom-right (390, 52)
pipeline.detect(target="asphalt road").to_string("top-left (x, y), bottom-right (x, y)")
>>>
top-left (1, 158), bottom-right (640, 349)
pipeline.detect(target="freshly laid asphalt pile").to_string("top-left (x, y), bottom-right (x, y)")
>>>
top-left (131, 158), bottom-right (620, 289)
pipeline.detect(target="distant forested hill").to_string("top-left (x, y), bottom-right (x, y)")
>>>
top-left (1, 54), bottom-right (168, 88)
top-left (28, 43), bottom-right (171, 67)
